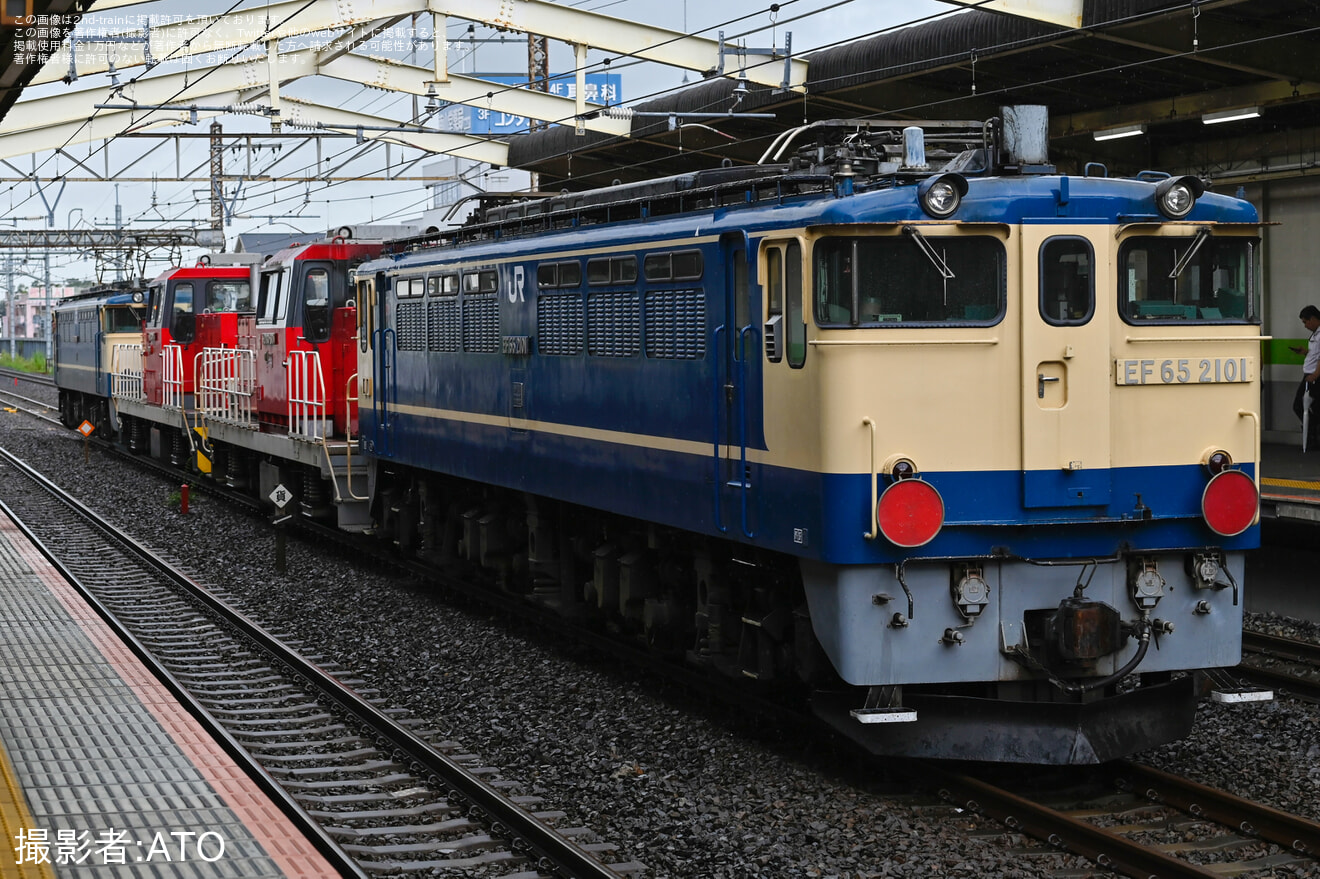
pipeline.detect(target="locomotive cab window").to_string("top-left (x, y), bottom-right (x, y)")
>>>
top-left (171, 282), bottom-right (196, 342)
top-left (147, 285), bottom-right (165, 326)
top-left (814, 234), bottom-right (1005, 326)
top-left (303, 266), bottom-right (333, 343)
top-left (1040, 237), bottom-right (1094, 326)
top-left (1119, 234), bottom-right (1259, 324)
top-left (763, 241), bottom-right (806, 367)
top-left (356, 279), bottom-right (372, 344)
top-left (205, 280), bottom-right (250, 314)
top-left (258, 269), bottom-right (285, 324)
top-left (107, 304), bottom-right (143, 332)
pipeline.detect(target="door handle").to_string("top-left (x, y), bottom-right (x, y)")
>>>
top-left (1037, 374), bottom-right (1060, 398)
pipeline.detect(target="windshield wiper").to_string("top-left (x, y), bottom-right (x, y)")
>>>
top-left (902, 225), bottom-right (955, 279)
top-left (1169, 227), bottom-right (1211, 279)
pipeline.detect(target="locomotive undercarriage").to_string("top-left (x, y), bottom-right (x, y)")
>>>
top-left (371, 463), bottom-right (828, 693)
top-left (57, 389), bottom-right (113, 437)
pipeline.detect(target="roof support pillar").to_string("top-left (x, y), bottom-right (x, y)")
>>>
top-left (575, 42), bottom-right (588, 136)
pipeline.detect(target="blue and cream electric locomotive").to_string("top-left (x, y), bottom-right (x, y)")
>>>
top-left (350, 108), bottom-right (1264, 763)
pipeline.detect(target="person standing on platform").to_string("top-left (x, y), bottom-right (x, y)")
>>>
top-left (1291, 305), bottom-right (1320, 450)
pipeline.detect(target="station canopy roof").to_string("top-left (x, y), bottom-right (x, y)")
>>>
top-left (1, 0), bottom-right (1317, 192)
top-left (507, 0), bottom-right (1320, 192)
top-left (0, 0), bottom-right (89, 122)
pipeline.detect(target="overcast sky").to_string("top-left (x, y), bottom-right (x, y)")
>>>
top-left (10, 0), bottom-right (946, 284)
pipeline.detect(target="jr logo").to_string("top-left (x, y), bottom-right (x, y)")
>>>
top-left (510, 266), bottom-right (526, 303)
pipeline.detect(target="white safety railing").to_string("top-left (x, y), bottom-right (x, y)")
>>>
top-left (197, 348), bottom-right (256, 427)
top-left (110, 343), bottom-right (144, 402)
top-left (162, 343), bottom-right (186, 410)
top-left (287, 349), bottom-right (329, 439)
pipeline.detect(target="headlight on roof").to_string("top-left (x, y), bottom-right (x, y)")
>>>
top-left (1155, 175), bottom-right (1205, 219)
top-left (917, 173), bottom-right (968, 219)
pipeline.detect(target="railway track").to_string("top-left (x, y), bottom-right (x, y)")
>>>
top-left (936, 759), bottom-right (1320, 878)
top-left (1238, 630), bottom-right (1320, 700)
top-left (0, 366), bottom-right (53, 387)
top-left (0, 385), bottom-right (58, 418)
top-left (0, 447), bottom-right (641, 878)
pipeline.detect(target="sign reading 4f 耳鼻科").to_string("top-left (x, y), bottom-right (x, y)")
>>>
top-left (1114, 357), bottom-right (1252, 385)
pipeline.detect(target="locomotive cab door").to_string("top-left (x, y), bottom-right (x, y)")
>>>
top-left (357, 271), bottom-right (394, 456)
top-left (1019, 226), bottom-right (1112, 508)
top-left (714, 231), bottom-right (760, 537)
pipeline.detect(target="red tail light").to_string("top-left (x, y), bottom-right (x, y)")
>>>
top-left (877, 479), bottom-right (945, 547)
top-left (1201, 469), bottom-right (1258, 537)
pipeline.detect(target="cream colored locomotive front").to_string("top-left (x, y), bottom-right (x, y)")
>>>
top-left (758, 220), bottom-right (1260, 688)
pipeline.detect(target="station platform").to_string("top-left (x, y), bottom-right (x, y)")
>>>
top-left (0, 513), bottom-right (339, 877)
top-left (1260, 440), bottom-right (1320, 522)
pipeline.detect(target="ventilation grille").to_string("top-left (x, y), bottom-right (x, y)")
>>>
top-left (538, 294), bottom-right (584, 356)
top-left (428, 298), bottom-right (460, 352)
top-left (463, 294), bottom-right (500, 353)
top-left (397, 301), bottom-right (425, 351)
top-left (587, 292), bottom-right (640, 358)
top-left (644, 289), bottom-right (706, 360)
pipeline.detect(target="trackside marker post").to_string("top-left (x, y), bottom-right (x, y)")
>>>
top-left (77, 420), bottom-right (94, 463)
top-left (270, 484), bottom-right (292, 573)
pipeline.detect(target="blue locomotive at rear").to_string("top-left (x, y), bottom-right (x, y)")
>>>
top-left (352, 110), bottom-right (1266, 763)
top-left (53, 284), bottom-right (147, 436)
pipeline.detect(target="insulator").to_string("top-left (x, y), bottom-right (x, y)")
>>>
top-left (600, 106), bottom-right (634, 120)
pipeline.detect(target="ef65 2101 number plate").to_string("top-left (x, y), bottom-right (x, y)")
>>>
top-left (1114, 357), bottom-right (1251, 385)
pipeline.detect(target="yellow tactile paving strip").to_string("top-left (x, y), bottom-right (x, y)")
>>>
top-left (1262, 476), bottom-right (1320, 491)
top-left (0, 734), bottom-right (55, 879)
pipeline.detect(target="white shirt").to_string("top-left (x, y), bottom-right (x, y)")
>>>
top-left (1306, 327), bottom-right (1320, 376)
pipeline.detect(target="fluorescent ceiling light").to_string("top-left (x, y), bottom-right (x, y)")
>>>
top-left (1202, 107), bottom-right (1261, 125)
top-left (1093, 124), bottom-right (1146, 142)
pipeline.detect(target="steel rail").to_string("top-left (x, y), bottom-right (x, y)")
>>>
top-left (1239, 631), bottom-right (1320, 700)
top-left (1233, 663), bottom-right (1320, 701)
top-left (0, 367), bottom-right (54, 386)
top-left (0, 390), bottom-right (58, 417)
top-left (0, 446), bottom-right (625, 879)
top-left (1115, 761), bottom-right (1320, 857)
top-left (1243, 630), bottom-right (1320, 665)
top-left (928, 765), bottom-right (1223, 879)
